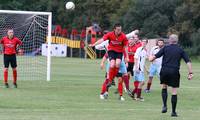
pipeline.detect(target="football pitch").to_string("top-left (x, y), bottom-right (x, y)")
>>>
top-left (0, 57), bottom-right (199, 120)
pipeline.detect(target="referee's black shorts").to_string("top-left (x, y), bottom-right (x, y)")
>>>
top-left (127, 62), bottom-right (134, 76)
top-left (108, 50), bottom-right (123, 61)
top-left (4, 54), bottom-right (17, 68)
top-left (160, 67), bottom-right (180, 88)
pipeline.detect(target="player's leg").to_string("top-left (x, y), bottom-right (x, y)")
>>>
top-left (124, 62), bottom-right (134, 92)
top-left (100, 74), bottom-right (109, 100)
top-left (117, 74), bottom-right (125, 101)
top-left (160, 67), bottom-right (169, 113)
top-left (107, 59), bottom-right (116, 88)
top-left (114, 51), bottom-right (123, 77)
top-left (107, 51), bottom-right (122, 88)
top-left (127, 62), bottom-right (134, 81)
top-left (171, 87), bottom-right (178, 117)
top-left (100, 62), bottom-right (110, 99)
top-left (161, 84), bottom-right (168, 113)
top-left (145, 64), bottom-right (156, 93)
top-left (3, 54), bottom-right (9, 88)
top-left (107, 51), bottom-right (117, 85)
top-left (106, 61), bottom-right (116, 86)
top-left (114, 60), bottom-right (126, 95)
top-left (136, 81), bottom-right (145, 101)
top-left (136, 71), bottom-right (145, 101)
top-left (119, 60), bottom-right (129, 92)
top-left (101, 73), bottom-right (109, 93)
top-left (170, 73), bottom-right (180, 117)
top-left (145, 76), bottom-right (153, 92)
top-left (131, 71), bottom-right (139, 99)
top-left (133, 80), bottom-right (139, 95)
top-left (111, 59), bottom-right (121, 94)
top-left (115, 58), bottom-right (122, 76)
top-left (11, 54), bottom-right (18, 88)
top-left (4, 68), bottom-right (9, 88)
top-left (122, 73), bottom-right (129, 92)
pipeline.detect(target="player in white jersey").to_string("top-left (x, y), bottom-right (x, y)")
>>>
top-left (133, 39), bottom-right (148, 101)
top-left (145, 39), bottom-right (164, 93)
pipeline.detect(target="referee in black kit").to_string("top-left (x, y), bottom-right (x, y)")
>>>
top-left (149, 34), bottom-right (193, 117)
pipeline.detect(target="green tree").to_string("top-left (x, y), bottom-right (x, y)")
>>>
top-left (172, 0), bottom-right (200, 47)
top-left (123, 0), bottom-right (181, 38)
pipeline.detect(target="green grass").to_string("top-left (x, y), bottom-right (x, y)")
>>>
top-left (0, 57), bottom-right (199, 120)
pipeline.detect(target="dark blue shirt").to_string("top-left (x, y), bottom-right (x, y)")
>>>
top-left (155, 44), bottom-right (190, 70)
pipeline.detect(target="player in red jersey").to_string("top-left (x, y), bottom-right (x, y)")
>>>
top-left (90, 23), bottom-right (129, 93)
top-left (126, 36), bottom-right (140, 92)
top-left (126, 36), bottom-right (142, 97)
top-left (0, 29), bottom-right (22, 88)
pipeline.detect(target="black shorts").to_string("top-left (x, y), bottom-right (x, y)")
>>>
top-left (108, 50), bottom-right (123, 61)
top-left (4, 54), bottom-right (17, 68)
top-left (160, 67), bottom-right (180, 88)
top-left (127, 62), bottom-right (134, 76)
top-left (105, 72), bottom-right (122, 78)
top-left (116, 73), bottom-right (123, 77)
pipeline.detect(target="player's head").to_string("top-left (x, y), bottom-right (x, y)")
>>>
top-left (7, 28), bottom-right (14, 39)
top-left (169, 34), bottom-right (178, 44)
top-left (134, 35), bottom-right (139, 42)
top-left (141, 38), bottom-right (148, 47)
top-left (113, 23), bottom-right (122, 36)
top-left (128, 37), bottom-right (135, 46)
top-left (157, 39), bottom-right (164, 48)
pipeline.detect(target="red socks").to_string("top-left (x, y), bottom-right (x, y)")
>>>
top-left (108, 67), bottom-right (119, 83)
top-left (128, 74), bottom-right (130, 81)
top-left (3, 69), bottom-right (17, 84)
top-left (101, 79), bottom-right (109, 94)
top-left (13, 69), bottom-right (17, 84)
top-left (118, 82), bottom-right (123, 96)
top-left (137, 88), bottom-right (142, 98)
top-left (123, 75), bottom-right (129, 90)
top-left (132, 81), bottom-right (139, 94)
top-left (147, 82), bottom-right (152, 90)
top-left (108, 67), bottom-right (116, 83)
top-left (134, 81), bottom-right (139, 88)
top-left (4, 69), bottom-right (8, 84)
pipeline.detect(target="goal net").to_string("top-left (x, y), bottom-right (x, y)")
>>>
top-left (0, 10), bottom-right (52, 81)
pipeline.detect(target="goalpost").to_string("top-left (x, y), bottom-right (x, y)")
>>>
top-left (0, 10), bottom-right (52, 81)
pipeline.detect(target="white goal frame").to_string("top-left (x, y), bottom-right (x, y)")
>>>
top-left (0, 10), bottom-right (52, 81)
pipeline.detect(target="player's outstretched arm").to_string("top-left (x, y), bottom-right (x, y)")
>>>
top-left (89, 38), bottom-right (104, 47)
top-left (126, 29), bottom-right (139, 39)
top-left (95, 40), bottom-right (108, 50)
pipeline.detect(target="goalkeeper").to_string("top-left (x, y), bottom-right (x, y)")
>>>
top-left (0, 29), bottom-right (22, 88)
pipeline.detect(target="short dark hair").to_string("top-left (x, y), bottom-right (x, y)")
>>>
top-left (7, 28), bottom-right (13, 31)
top-left (113, 23), bottom-right (121, 29)
top-left (158, 38), bottom-right (164, 42)
top-left (142, 38), bottom-right (148, 43)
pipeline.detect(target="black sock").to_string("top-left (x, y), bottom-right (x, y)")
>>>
top-left (171, 95), bottom-right (177, 113)
top-left (162, 89), bottom-right (168, 107)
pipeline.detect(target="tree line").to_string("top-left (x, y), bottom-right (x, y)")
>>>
top-left (0, 0), bottom-right (199, 57)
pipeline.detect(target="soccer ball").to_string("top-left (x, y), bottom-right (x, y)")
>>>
top-left (65, 2), bottom-right (75, 10)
